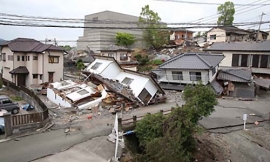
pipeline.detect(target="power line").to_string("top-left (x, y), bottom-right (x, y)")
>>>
top-left (188, 0), bottom-right (264, 23)
top-left (154, 0), bottom-right (270, 6)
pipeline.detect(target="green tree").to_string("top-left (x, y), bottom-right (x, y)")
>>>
top-left (59, 45), bottom-right (72, 51)
top-left (217, 1), bottom-right (235, 25)
top-left (135, 83), bottom-right (218, 161)
top-left (138, 5), bottom-right (169, 49)
top-left (115, 32), bottom-right (136, 47)
top-left (195, 32), bottom-right (201, 37)
top-left (76, 59), bottom-right (84, 71)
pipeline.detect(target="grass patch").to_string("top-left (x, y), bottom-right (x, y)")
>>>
top-left (11, 96), bottom-right (23, 101)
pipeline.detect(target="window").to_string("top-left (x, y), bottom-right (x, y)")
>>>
top-left (1, 98), bottom-right (12, 104)
top-left (91, 62), bottom-right (102, 70)
top-left (138, 88), bottom-right (152, 104)
top-left (8, 55), bottom-right (13, 61)
top-left (241, 55), bottom-right (248, 67)
top-left (260, 55), bottom-right (268, 68)
top-left (48, 56), bottom-right (59, 63)
top-left (28, 56), bottom-right (30, 61)
top-left (22, 56), bottom-right (25, 61)
top-left (212, 67), bottom-right (216, 76)
top-left (175, 34), bottom-right (180, 40)
top-left (232, 54), bottom-right (239, 66)
top-left (2, 53), bottom-right (5, 61)
top-left (182, 34), bottom-right (185, 39)
top-left (108, 53), bottom-right (114, 57)
top-left (40, 74), bottom-right (43, 80)
top-left (0, 54), bottom-right (2, 61)
top-left (120, 53), bottom-right (128, 61)
top-left (172, 71), bottom-right (183, 80)
top-left (189, 72), bottom-right (201, 81)
top-left (33, 56), bottom-right (38, 60)
top-left (210, 34), bottom-right (216, 40)
top-left (77, 89), bottom-right (89, 95)
top-left (252, 55), bottom-right (259, 68)
top-left (17, 55), bottom-right (20, 61)
top-left (33, 74), bottom-right (38, 79)
top-left (121, 77), bottom-right (134, 85)
top-left (92, 17), bottom-right (98, 21)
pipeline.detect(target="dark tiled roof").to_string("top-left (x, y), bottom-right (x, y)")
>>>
top-left (217, 69), bottom-right (252, 82)
top-left (254, 78), bottom-right (270, 89)
top-left (1, 38), bottom-right (64, 53)
top-left (9, 66), bottom-right (29, 74)
top-left (99, 45), bottom-right (132, 52)
top-left (205, 41), bottom-right (270, 52)
top-left (159, 52), bottom-right (224, 69)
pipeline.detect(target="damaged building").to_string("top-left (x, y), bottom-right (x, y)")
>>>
top-left (47, 80), bottom-right (108, 110)
top-left (82, 55), bottom-right (165, 106)
top-left (212, 68), bottom-right (256, 98)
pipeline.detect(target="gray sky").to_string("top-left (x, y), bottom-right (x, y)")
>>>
top-left (0, 0), bottom-right (269, 46)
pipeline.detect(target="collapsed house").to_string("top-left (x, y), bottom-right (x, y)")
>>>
top-left (214, 68), bottom-right (256, 98)
top-left (47, 80), bottom-right (107, 110)
top-left (82, 56), bottom-right (165, 105)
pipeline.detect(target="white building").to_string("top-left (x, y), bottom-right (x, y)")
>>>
top-left (204, 41), bottom-right (270, 75)
top-left (77, 11), bottom-right (144, 52)
top-left (83, 56), bottom-right (164, 105)
top-left (153, 53), bottom-right (224, 90)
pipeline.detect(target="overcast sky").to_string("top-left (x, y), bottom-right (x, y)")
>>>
top-left (1, 0), bottom-right (269, 46)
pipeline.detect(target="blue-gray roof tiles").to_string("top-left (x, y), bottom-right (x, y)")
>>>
top-left (159, 52), bottom-right (224, 70)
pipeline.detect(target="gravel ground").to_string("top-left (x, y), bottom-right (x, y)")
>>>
top-left (196, 125), bottom-right (270, 162)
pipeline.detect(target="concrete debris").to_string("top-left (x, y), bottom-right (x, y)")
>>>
top-left (64, 128), bottom-right (70, 133)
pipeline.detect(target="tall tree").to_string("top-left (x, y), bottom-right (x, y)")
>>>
top-left (135, 83), bottom-right (218, 161)
top-left (138, 5), bottom-right (169, 49)
top-left (115, 32), bottom-right (136, 47)
top-left (217, 1), bottom-right (235, 26)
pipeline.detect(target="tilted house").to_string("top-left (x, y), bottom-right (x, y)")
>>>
top-left (0, 38), bottom-right (65, 86)
top-left (83, 55), bottom-right (164, 105)
top-left (153, 52), bottom-right (224, 90)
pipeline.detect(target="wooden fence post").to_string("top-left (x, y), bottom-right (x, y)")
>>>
top-left (133, 115), bottom-right (137, 124)
top-left (118, 118), bottom-right (122, 127)
top-left (3, 113), bottom-right (13, 137)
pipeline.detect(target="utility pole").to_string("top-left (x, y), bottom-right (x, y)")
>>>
top-left (256, 12), bottom-right (266, 42)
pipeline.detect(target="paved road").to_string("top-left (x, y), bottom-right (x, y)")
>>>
top-left (0, 126), bottom-right (111, 162)
top-left (199, 99), bottom-right (270, 132)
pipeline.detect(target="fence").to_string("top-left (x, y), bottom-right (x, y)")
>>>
top-left (2, 78), bottom-right (50, 137)
top-left (119, 109), bottom-right (173, 127)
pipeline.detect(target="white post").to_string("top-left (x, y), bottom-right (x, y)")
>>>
top-left (243, 114), bottom-right (247, 130)
top-left (114, 113), bottom-right (119, 160)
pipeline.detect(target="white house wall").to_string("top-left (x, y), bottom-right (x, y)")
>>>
top-left (144, 80), bottom-right (158, 98)
top-left (208, 65), bottom-right (219, 82)
top-left (101, 62), bottom-right (122, 79)
top-left (207, 28), bottom-right (226, 43)
top-left (162, 69), bottom-right (209, 85)
top-left (115, 71), bottom-right (149, 97)
top-left (43, 51), bottom-right (64, 83)
top-left (1, 47), bottom-right (13, 82)
top-left (47, 88), bottom-right (72, 107)
top-left (86, 59), bottom-right (112, 74)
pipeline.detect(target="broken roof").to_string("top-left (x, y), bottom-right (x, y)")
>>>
top-left (254, 78), bottom-right (270, 89)
top-left (1, 38), bottom-right (64, 53)
top-left (159, 52), bottom-right (224, 69)
top-left (99, 45), bottom-right (133, 52)
top-left (217, 68), bottom-right (252, 82)
top-left (205, 41), bottom-right (270, 52)
top-left (210, 80), bottom-right (223, 95)
top-left (84, 55), bottom-right (165, 94)
top-left (9, 66), bottom-right (29, 74)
